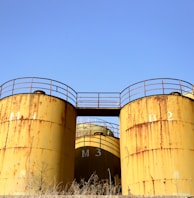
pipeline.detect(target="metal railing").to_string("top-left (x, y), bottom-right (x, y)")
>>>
top-left (120, 78), bottom-right (193, 106)
top-left (76, 119), bottom-right (120, 138)
top-left (0, 77), bottom-right (77, 106)
top-left (0, 77), bottom-right (193, 108)
top-left (76, 92), bottom-right (120, 108)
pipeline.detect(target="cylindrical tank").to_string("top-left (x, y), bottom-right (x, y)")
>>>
top-left (120, 95), bottom-right (194, 196)
top-left (184, 91), bottom-right (194, 100)
top-left (75, 120), bottom-right (121, 185)
top-left (0, 93), bottom-right (76, 195)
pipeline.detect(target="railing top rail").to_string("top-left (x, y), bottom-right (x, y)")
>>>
top-left (0, 77), bottom-right (193, 109)
top-left (120, 78), bottom-right (193, 106)
top-left (121, 77), bottom-right (193, 91)
top-left (0, 77), bottom-right (77, 106)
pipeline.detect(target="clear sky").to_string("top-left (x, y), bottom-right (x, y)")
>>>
top-left (0, 0), bottom-right (193, 124)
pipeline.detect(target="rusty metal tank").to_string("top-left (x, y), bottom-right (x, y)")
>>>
top-left (184, 90), bottom-right (194, 100)
top-left (120, 78), bottom-right (194, 196)
top-left (75, 119), bottom-right (121, 185)
top-left (0, 77), bottom-right (77, 195)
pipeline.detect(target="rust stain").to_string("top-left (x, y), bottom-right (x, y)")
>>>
top-left (150, 175), bottom-right (155, 195)
top-left (120, 95), bottom-right (194, 195)
top-left (0, 148), bottom-right (6, 168)
top-left (4, 127), bottom-right (9, 147)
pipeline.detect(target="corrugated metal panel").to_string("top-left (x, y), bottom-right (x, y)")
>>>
top-left (120, 95), bottom-right (194, 196)
top-left (0, 93), bottom-right (76, 195)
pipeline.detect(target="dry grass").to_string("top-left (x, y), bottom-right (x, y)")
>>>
top-left (27, 173), bottom-right (121, 196)
top-left (66, 173), bottom-right (121, 195)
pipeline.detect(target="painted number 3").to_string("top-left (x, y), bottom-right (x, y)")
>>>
top-left (81, 148), bottom-right (102, 158)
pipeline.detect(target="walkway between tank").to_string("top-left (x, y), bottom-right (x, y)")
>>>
top-left (76, 107), bottom-right (120, 116)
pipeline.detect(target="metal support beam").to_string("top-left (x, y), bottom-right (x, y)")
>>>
top-left (76, 108), bottom-right (120, 116)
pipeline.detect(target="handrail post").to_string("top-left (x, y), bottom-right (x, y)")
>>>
top-left (119, 92), bottom-right (121, 108)
top-left (179, 80), bottom-right (183, 94)
top-left (144, 80), bottom-right (146, 97)
top-left (76, 92), bottom-right (78, 107)
top-left (30, 77), bottom-right (34, 93)
top-left (98, 93), bottom-right (100, 108)
top-left (162, 79), bottom-right (164, 94)
top-left (66, 86), bottom-right (68, 101)
top-left (128, 87), bottom-right (131, 103)
top-left (50, 79), bottom-right (52, 95)
top-left (12, 79), bottom-right (15, 95)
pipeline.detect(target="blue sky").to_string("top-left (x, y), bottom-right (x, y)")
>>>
top-left (0, 0), bottom-right (193, 124)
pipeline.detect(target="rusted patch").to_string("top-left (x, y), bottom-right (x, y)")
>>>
top-left (0, 148), bottom-right (6, 167)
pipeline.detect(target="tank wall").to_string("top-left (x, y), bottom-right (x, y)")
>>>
top-left (75, 135), bottom-right (120, 157)
top-left (75, 135), bottom-right (120, 183)
top-left (120, 95), bottom-right (194, 196)
top-left (0, 94), bottom-right (76, 195)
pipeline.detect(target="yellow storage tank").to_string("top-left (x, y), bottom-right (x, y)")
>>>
top-left (0, 79), bottom-right (77, 195)
top-left (120, 94), bottom-right (194, 196)
top-left (184, 91), bottom-right (194, 100)
top-left (75, 120), bottom-right (121, 185)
